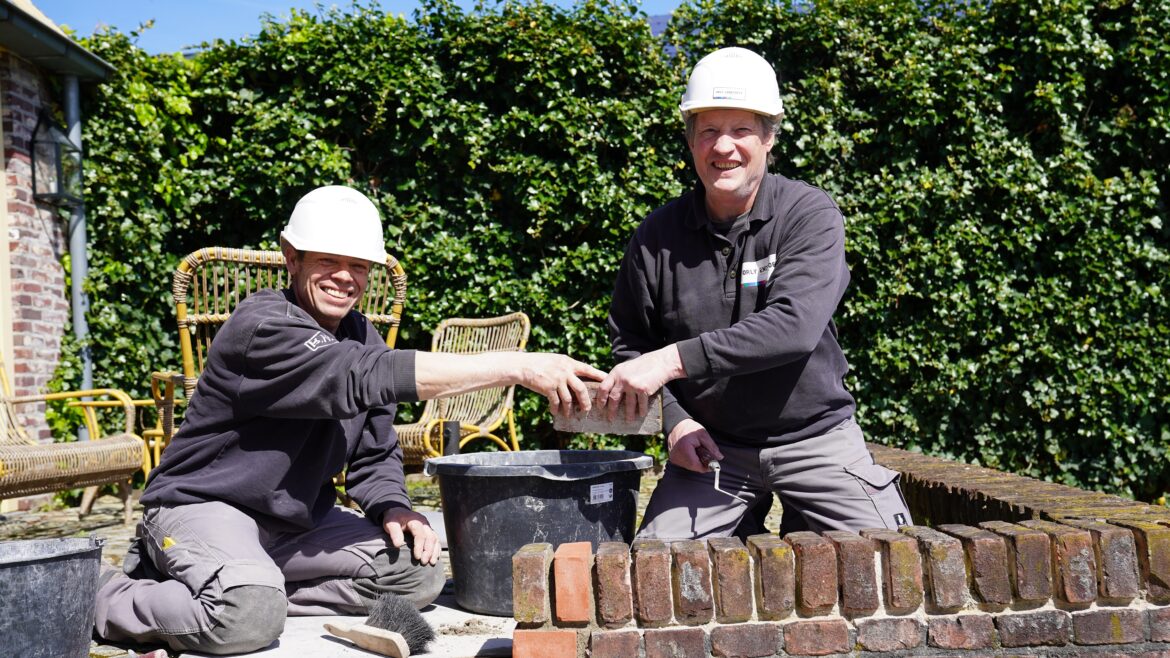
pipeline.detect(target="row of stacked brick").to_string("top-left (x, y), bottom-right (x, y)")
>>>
top-left (511, 518), bottom-right (1170, 657)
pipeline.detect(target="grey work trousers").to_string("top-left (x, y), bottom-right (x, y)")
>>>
top-left (637, 418), bottom-right (912, 539)
top-left (94, 501), bottom-right (445, 653)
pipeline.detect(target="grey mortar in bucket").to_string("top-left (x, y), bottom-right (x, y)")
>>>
top-left (423, 449), bottom-right (653, 616)
top-left (0, 536), bottom-right (104, 658)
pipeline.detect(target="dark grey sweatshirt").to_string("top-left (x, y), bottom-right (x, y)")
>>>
top-left (608, 173), bottom-right (856, 446)
top-left (141, 288), bottom-right (418, 532)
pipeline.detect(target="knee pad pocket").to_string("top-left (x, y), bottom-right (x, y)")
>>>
top-left (206, 585), bottom-right (287, 653)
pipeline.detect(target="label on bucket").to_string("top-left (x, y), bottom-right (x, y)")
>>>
top-left (589, 482), bottom-right (613, 505)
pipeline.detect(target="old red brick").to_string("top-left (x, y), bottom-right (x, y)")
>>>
top-left (783, 619), bottom-right (850, 656)
top-left (996, 610), bottom-right (1072, 647)
top-left (1019, 520), bottom-right (1097, 604)
top-left (824, 530), bottom-right (879, 616)
top-left (785, 531), bottom-right (837, 616)
top-left (937, 524), bottom-right (1012, 605)
top-left (861, 528), bottom-right (924, 613)
top-left (644, 627), bottom-right (707, 658)
top-left (512, 543), bottom-right (553, 625)
top-left (1150, 607), bottom-right (1170, 642)
top-left (900, 526), bottom-right (968, 610)
top-left (979, 520), bottom-right (1053, 603)
top-left (594, 542), bottom-right (632, 627)
top-left (590, 629), bottom-right (641, 658)
top-left (927, 614), bottom-right (996, 649)
top-left (710, 623), bottom-right (780, 658)
top-left (1061, 519), bottom-right (1141, 600)
top-left (746, 534), bottom-right (795, 620)
top-left (1111, 520), bottom-right (1170, 604)
top-left (513, 629), bottom-right (578, 658)
top-left (553, 542), bottom-right (593, 624)
top-left (632, 539), bottom-right (673, 627)
top-left (1072, 608), bottom-right (1146, 645)
top-left (708, 537), bottom-right (753, 623)
top-left (671, 540), bottom-right (713, 625)
top-left (855, 617), bottom-right (924, 652)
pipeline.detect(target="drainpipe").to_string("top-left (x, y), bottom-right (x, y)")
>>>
top-left (64, 75), bottom-right (92, 439)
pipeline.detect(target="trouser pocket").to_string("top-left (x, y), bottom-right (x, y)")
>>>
top-left (843, 460), bottom-right (912, 528)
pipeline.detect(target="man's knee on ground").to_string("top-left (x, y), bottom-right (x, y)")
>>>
top-left (183, 585), bottom-right (286, 654)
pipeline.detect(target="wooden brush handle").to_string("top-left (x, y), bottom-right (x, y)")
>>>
top-left (324, 622), bottom-right (410, 657)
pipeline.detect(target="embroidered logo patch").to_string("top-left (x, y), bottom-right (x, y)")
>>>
top-left (740, 254), bottom-right (776, 288)
top-left (303, 331), bottom-right (338, 352)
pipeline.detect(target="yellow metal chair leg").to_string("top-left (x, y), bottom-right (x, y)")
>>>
top-left (506, 409), bottom-right (520, 451)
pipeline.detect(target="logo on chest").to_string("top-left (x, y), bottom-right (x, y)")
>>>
top-left (304, 331), bottom-right (338, 352)
top-left (740, 254), bottom-right (776, 288)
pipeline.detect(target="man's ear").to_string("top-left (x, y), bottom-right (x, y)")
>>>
top-left (280, 239), bottom-right (299, 274)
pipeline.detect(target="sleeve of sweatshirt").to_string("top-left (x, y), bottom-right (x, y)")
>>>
top-left (608, 233), bottom-right (693, 435)
top-left (345, 404), bottom-right (411, 524)
top-left (675, 203), bottom-right (850, 379)
top-left (231, 307), bottom-right (419, 417)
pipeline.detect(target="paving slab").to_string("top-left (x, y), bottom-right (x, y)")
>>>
top-left (182, 593), bottom-right (513, 657)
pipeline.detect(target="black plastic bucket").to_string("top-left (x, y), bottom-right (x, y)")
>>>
top-left (0, 536), bottom-right (104, 657)
top-left (424, 449), bottom-right (653, 616)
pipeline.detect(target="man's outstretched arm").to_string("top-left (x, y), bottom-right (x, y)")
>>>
top-left (413, 351), bottom-right (606, 416)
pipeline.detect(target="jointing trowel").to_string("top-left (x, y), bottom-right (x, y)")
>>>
top-left (698, 447), bottom-right (750, 504)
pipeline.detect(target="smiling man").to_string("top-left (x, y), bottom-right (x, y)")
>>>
top-left (598, 48), bottom-right (912, 540)
top-left (94, 185), bottom-right (605, 654)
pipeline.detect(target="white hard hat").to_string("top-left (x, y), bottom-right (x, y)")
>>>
top-left (281, 185), bottom-right (388, 265)
top-left (679, 47), bottom-right (784, 122)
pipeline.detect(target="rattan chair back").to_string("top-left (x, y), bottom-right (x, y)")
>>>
top-left (431, 315), bottom-right (529, 424)
top-left (394, 312), bottom-right (530, 464)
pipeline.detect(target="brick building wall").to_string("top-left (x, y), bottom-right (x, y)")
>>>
top-left (1, 47), bottom-right (71, 444)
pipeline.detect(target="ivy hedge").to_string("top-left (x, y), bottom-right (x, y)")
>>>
top-left (54, 0), bottom-right (1168, 501)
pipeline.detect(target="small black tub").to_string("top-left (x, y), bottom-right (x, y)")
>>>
top-left (0, 536), bottom-right (104, 657)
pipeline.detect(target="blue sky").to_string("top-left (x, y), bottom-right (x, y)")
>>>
top-left (35, 0), bottom-right (682, 54)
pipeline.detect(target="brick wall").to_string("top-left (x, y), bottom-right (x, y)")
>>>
top-left (513, 521), bottom-right (1170, 657)
top-left (1, 49), bottom-right (71, 449)
top-left (0, 50), bottom-right (70, 444)
top-left (869, 443), bottom-right (1170, 526)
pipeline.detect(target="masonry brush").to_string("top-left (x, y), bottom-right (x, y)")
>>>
top-left (324, 592), bottom-right (436, 657)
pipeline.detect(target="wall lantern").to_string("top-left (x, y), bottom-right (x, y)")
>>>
top-left (32, 111), bottom-right (83, 208)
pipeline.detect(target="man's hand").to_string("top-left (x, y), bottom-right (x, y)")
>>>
top-left (667, 418), bottom-right (723, 472)
top-left (516, 353), bottom-right (607, 417)
top-left (597, 345), bottom-right (686, 422)
top-left (383, 508), bottom-right (441, 566)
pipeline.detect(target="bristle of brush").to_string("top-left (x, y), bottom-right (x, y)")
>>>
top-left (365, 593), bottom-right (436, 654)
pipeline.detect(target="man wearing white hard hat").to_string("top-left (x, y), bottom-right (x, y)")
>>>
top-left (95, 185), bottom-right (606, 653)
top-left (598, 48), bottom-right (912, 539)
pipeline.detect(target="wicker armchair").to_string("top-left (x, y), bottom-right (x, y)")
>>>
top-left (394, 312), bottom-right (531, 464)
top-left (149, 247), bottom-right (407, 466)
top-left (0, 353), bottom-right (146, 525)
